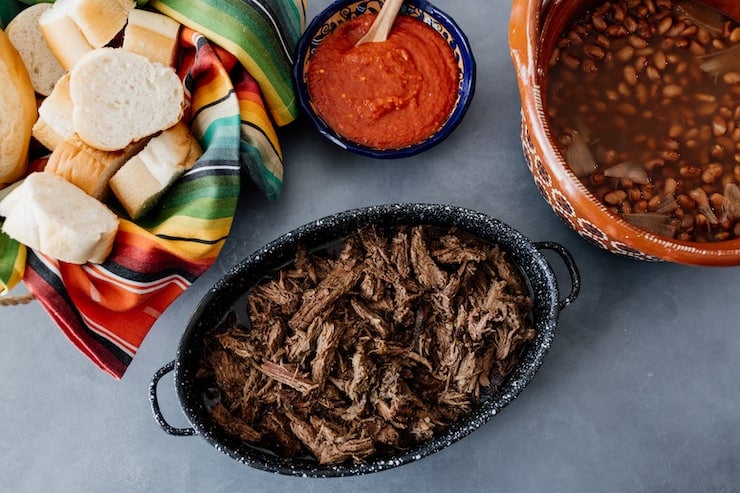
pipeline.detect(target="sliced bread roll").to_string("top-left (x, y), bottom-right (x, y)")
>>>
top-left (45, 136), bottom-right (149, 199)
top-left (39, 0), bottom-right (135, 70)
top-left (0, 27), bottom-right (36, 188)
top-left (0, 172), bottom-right (119, 264)
top-left (110, 121), bottom-right (202, 219)
top-left (63, 0), bottom-right (135, 48)
top-left (123, 9), bottom-right (180, 67)
top-left (6, 3), bottom-right (66, 96)
top-left (43, 0), bottom-right (134, 47)
top-left (38, 2), bottom-right (94, 71)
top-left (33, 73), bottom-right (75, 150)
top-left (70, 48), bottom-right (185, 151)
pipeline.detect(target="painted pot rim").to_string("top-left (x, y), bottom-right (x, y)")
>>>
top-left (508, 0), bottom-right (740, 266)
top-left (293, 0), bottom-right (477, 159)
top-left (150, 203), bottom-right (580, 477)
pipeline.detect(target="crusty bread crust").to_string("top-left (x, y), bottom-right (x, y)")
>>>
top-left (0, 29), bottom-right (36, 187)
top-left (31, 118), bottom-right (65, 152)
top-left (123, 9), bottom-right (180, 67)
top-left (45, 136), bottom-right (149, 199)
top-left (64, 0), bottom-right (135, 48)
top-left (39, 0), bottom-right (135, 70)
top-left (110, 121), bottom-right (202, 219)
top-left (38, 4), bottom-right (94, 71)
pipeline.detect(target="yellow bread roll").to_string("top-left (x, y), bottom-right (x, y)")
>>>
top-left (0, 27), bottom-right (36, 188)
top-left (39, 0), bottom-right (136, 70)
top-left (110, 121), bottom-right (202, 219)
top-left (123, 9), bottom-right (180, 67)
top-left (45, 136), bottom-right (149, 200)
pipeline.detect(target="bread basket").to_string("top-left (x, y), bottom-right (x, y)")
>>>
top-left (0, 0), bottom-right (307, 379)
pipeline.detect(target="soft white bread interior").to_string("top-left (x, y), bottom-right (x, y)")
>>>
top-left (33, 73), bottom-right (75, 150)
top-left (38, 3), bottom-right (94, 71)
top-left (45, 135), bottom-right (149, 200)
top-left (6, 3), bottom-right (66, 96)
top-left (0, 28), bottom-right (36, 188)
top-left (0, 172), bottom-right (119, 264)
top-left (70, 48), bottom-right (185, 151)
top-left (110, 121), bottom-right (202, 219)
top-left (123, 9), bottom-right (180, 67)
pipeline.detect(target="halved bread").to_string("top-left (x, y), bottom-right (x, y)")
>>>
top-left (69, 48), bottom-right (185, 151)
top-left (6, 3), bottom-right (66, 96)
top-left (38, 2), bottom-right (94, 71)
top-left (44, 0), bottom-right (134, 47)
top-left (0, 172), bottom-right (119, 264)
top-left (45, 135), bottom-right (149, 199)
top-left (110, 121), bottom-right (202, 219)
top-left (33, 73), bottom-right (75, 151)
top-left (123, 9), bottom-right (180, 67)
top-left (0, 28), bottom-right (36, 188)
top-left (39, 0), bottom-right (135, 70)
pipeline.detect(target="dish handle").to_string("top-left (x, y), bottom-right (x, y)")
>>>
top-left (149, 360), bottom-right (197, 437)
top-left (534, 241), bottom-right (581, 311)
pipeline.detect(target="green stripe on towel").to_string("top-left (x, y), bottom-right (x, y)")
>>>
top-left (151, 0), bottom-right (306, 127)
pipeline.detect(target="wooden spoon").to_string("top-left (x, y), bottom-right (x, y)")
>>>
top-left (355, 0), bottom-right (404, 46)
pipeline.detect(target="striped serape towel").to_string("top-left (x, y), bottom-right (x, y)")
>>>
top-left (152, 0), bottom-right (306, 127)
top-left (0, 1), bottom-right (305, 378)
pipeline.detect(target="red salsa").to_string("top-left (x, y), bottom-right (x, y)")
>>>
top-left (307, 14), bottom-right (460, 150)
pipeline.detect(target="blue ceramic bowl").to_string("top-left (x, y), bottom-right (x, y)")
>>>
top-left (294, 0), bottom-right (476, 158)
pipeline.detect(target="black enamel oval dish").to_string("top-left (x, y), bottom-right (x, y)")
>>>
top-left (150, 203), bottom-right (580, 477)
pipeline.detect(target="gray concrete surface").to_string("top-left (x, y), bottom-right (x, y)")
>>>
top-left (2, 1), bottom-right (739, 491)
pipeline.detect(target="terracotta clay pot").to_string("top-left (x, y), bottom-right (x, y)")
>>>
top-left (509, 0), bottom-right (740, 266)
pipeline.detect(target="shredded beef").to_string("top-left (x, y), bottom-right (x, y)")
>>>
top-left (198, 225), bottom-right (535, 465)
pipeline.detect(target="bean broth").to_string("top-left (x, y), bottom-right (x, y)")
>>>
top-left (547, 0), bottom-right (740, 242)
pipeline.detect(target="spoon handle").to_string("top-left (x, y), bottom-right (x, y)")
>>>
top-left (355, 0), bottom-right (405, 45)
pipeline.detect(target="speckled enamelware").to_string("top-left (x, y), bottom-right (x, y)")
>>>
top-left (150, 204), bottom-right (580, 477)
top-left (509, 0), bottom-right (740, 266)
top-left (293, 0), bottom-right (476, 159)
